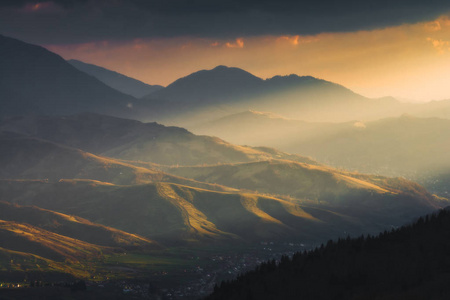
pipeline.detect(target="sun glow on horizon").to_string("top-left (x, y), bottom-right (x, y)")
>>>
top-left (45, 15), bottom-right (450, 102)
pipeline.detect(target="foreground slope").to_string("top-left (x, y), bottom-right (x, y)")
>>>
top-left (0, 35), bottom-right (137, 118)
top-left (0, 201), bottom-right (158, 282)
top-left (0, 201), bottom-right (157, 250)
top-left (0, 113), bottom-right (316, 166)
top-left (206, 208), bottom-right (450, 300)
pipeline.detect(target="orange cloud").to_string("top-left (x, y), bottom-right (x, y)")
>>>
top-left (22, 2), bottom-right (62, 13)
top-left (276, 35), bottom-right (319, 46)
top-left (425, 20), bottom-right (442, 32)
top-left (427, 37), bottom-right (450, 53)
top-left (277, 35), bottom-right (299, 45)
top-left (225, 38), bottom-right (244, 48)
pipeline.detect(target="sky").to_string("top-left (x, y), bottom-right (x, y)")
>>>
top-left (1, 0), bottom-right (450, 101)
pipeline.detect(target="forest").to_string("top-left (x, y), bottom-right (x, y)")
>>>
top-left (207, 208), bottom-right (450, 300)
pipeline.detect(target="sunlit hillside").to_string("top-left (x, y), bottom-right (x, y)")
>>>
top-left (3, 2), bottom-right (450, 298)
top-left (0, 179), bottom-right (356, 244)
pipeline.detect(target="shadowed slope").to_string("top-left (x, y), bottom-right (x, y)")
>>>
top-left (0, 220), bottom-right (105, 262)
top-left (0, 35), bottom-right (136, 118)
top-left (0, 201), bottom-right (157, 249)
top-left (68, 59), bottom-right (163, 98)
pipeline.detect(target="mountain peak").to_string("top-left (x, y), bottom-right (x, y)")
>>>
top-left (146, 65), bottom-right (263, 102)
top-left (212, 65), bottom-right (230, 70)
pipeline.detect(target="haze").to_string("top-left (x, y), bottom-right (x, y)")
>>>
top-left (2, 1), bottom-right (450, 298)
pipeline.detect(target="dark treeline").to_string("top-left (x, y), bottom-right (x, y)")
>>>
top-left (206, 209), bottom-right (450, 300)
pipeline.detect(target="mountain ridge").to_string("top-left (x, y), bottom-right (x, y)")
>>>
top-left (0, 35), bottom-right (137, 118)
top-left (142, 65), bottom-right (405, 124)
top-left (68, 59), bottom-right (163, 98)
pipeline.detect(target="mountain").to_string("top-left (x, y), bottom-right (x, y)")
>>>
top-left (0, 113), bottom-right (317, 166)
top-left (0, 35), bottom-right (137, 118)
top-left (142, 66), bottom-right (405, 124)
top-left (206, 208), bottom-right (450, 300)
top-left (68, 59), bottom-right (163, 98)
top-left (147, 65), bottom-right (264, 103)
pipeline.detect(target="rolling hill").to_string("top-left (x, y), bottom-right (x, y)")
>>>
top-left (0, 173), bottom-right (445, 247)
top-left (0, 113), bottom-right (317, 166)
top-left (0, 131), bottom-right (237, 191)
top-left (0, 35), bottom-right (137, 118)
top-left (191, 112), bottom-right (450, 196)
top-left (68, 59), bottom-right (163, 98)
top-left (0, 178), bottom-right (406, 246)
top-left (167, 159), bottom-right (444, 222)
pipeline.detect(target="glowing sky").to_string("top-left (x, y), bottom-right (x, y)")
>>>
top-left (44, 16), bottom-right (450, 101)
top-left (1, 1), bottom-right (450, 101)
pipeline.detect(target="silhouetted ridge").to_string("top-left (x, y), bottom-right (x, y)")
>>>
top-left (148, 65), bottom-right (263, 102)
top-left (206, 209), bottom-right (450, 300)
top-left (0, 35), bottom-right (136, 118)
top-left (68, 59), bottom-right (163, 98)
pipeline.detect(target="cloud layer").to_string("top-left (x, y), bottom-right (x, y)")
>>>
top-left (1, 0), bottom-right (450, 44)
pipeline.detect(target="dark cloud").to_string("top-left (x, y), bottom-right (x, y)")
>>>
top-left (1, 0), bottom-right (449, 44)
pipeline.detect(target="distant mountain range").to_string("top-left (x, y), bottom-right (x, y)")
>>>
top-left (68, 59), bottom-right (163, 98)
top-left (2, 34), bottom-right (450, 126)
top-left (142, 65), bottom-right (407, 124)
